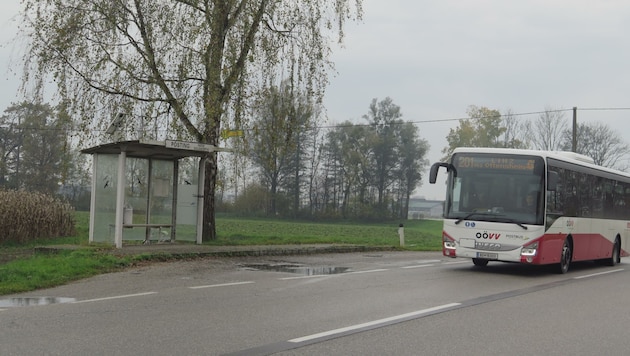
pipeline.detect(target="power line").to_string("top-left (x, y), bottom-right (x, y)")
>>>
top-left (317, 107), bottom-right (626, 130)
top-left (577, 107), bottom-right (630, 111)
top-left (2, 107), bottom-right (629, 133)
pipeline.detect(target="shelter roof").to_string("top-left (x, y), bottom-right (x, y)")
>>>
top-left (81, 140), bottom-right (227, 160)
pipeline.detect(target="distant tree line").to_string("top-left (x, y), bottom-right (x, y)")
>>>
top-left (0, 102), bottom-right (91, 209)
top-left (3, 98), bottom-right (629, 221)
top-left (225, 92), bottom-right (430, 221)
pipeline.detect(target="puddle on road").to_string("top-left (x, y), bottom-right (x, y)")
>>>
top-left (242, 263), bottom-right (349, 276)
top-left (0, 297), bottom-right (76, 308)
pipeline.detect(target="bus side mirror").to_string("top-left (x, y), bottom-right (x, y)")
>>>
top-left (429, 162), bottom-right (450, 184)
top-left (547, 171), bottom-right (558, 191)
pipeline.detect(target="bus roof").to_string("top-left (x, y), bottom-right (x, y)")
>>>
top-left (451, 147), bottom-right (630, 179)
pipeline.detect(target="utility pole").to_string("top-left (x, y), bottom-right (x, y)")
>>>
top-left (572, 107), bottom-right (577, 152)
top-left (15, 116), bottom-right (21, 189)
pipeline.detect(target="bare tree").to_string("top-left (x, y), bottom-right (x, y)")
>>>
top-left (1, 102), bottom-right (70, 194)
top-left (501, 109), bottom-right (529, 149)
top-left (395, 122), bottom-right (429, 219)
top-left (563, 122), bottom-right (630, 169)
top-left (364, 97), bottom-right (403, 207)
top-left (248, 82), bottom-right (315, 216)
top-left (527, 107), bottom-right (568, 151)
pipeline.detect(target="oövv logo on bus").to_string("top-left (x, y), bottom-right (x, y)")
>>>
top-left (475, 231), bottom-right (500, 239)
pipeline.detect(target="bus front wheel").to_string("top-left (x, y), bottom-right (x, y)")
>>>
top-left (472, 258), bottom-right (489, 267)
top-left (606, 239), bottom-right (621, 266)
top-left (559, 239), bottom-right (572, 274)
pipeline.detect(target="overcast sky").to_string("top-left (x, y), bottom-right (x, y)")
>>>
top-left (2, 1), bottom-right (630, 199)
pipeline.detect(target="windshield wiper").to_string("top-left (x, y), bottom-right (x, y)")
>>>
top-left (455, 212), bottom-right (493, 224)
top-left (509, 221), bottom-right (529, 230)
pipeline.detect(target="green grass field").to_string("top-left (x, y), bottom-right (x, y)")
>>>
top-left (0, 212), bottom-right (443, 295)
top-left (213, 217), bottom-right (443, 250)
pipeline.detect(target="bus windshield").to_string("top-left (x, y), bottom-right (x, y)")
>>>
top-left (445, 153), bottom-right (545, 225)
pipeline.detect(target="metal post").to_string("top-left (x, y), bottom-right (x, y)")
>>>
top-left (572, 107), bottom-right (577, 152)
top-left (145, 159), bottom-right (153, 243)
top-left (114, 149), bottom-right (127, 248)
top-left (398, 223), bottom-right (405, 247)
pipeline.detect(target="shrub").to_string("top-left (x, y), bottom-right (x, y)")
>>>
top-left (0, 190), bottom-right (76, 244)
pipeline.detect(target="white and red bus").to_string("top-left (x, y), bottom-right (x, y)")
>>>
top-left (429, 147), bottom-right (629, 273)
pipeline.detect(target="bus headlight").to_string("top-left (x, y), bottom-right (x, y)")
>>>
top-left (521, 242), bottom-right (538, 256)
top-left (443, 235), bottom-right (456, 249)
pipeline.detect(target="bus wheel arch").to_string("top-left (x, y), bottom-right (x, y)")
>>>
top-left (559, 236), bottom-right (573, 274)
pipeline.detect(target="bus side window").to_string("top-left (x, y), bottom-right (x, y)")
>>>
top-left (546, 167), bottom-right (564, 215)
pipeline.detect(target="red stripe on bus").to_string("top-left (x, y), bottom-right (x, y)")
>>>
top-left (527, 233), bottom-right (625, 265)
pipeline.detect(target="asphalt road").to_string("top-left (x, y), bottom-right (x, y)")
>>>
top-left (1, 251), bottom-right (629, 355)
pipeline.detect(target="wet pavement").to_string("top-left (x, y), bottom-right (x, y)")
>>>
top-left (0, 297), bottom-right (76, 307)
top-left (240, 262), bottom-right (351, 275)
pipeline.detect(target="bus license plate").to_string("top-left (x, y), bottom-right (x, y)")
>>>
top-left (477, 252), bottom-right (498, 260)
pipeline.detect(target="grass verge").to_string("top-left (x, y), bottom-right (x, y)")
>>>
top-left (0, 249), bottom-right (132, 295)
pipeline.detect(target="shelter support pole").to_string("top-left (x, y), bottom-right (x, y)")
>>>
top-left (171, 160), bottom-right (179, 242)
top-left (88, 154), bottom-right (98, 243)
top-left (196, 157), bottom-right (206, 244)
top-left (145, 159), bottom-right (153, 242)
top-left (114, 150), bottom-right (127, 248)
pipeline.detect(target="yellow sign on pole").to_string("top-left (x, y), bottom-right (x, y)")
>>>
top-left (221, 129), bottom-right (244, 139)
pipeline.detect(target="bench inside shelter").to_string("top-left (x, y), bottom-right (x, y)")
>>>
top-left (109, 223), bottom-right (174, 244)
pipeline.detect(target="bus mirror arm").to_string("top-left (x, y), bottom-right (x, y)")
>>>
top-left (429, 162), bottom-right (452, 184)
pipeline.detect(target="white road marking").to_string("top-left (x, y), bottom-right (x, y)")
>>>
top-left (417, 259), bottom-right (443, 264)
top-left (401, 264), bottom-right (435, 269)
top-left (289, 303), bottom-right (462, 343)
top-left (573, 268), bottom-right (624, 279)
top-left (71, 292), bottom-right (157, 304)
top-left (346, 269), bottom-right (389, 275)
top-left (189, 281), bottom-right (255, 289)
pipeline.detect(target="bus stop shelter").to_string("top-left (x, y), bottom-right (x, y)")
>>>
top-left (81, 139), bottom-right (222, 248)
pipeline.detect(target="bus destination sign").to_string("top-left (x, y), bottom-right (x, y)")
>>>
top-left (455, 156), bottom-right (536, 171)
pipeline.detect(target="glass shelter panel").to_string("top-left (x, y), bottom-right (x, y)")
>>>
top-left (175, 157), bottom-right (199, 241)
top-left (147, 159), bottom-right (174, 240)
top-left (92, 154), bottom-right (119, 243)
top-left (122, 158), bottom-right (150, 241)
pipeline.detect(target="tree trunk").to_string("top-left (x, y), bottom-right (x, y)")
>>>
top-left (403, 190), bottom-right (410, 220)
top-left (202, 153), bottom-right (218, 241)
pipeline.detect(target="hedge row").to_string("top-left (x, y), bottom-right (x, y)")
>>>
top-left (0, 190), bottom-right (76, 244)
